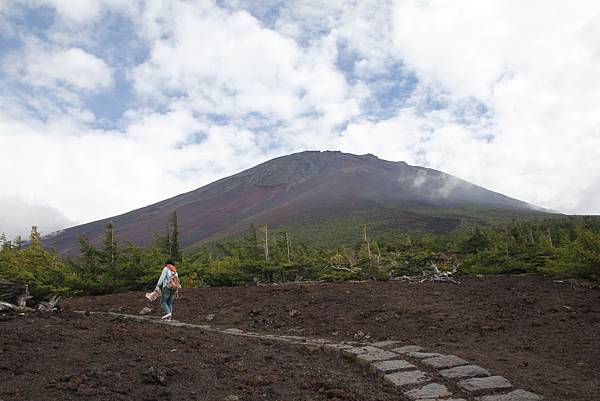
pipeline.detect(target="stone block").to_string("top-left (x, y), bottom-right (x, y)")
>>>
top-left (439, 364), bottom-right (491, 379)
top-left (356, 348), bottom-right (399, 362)
top-left (344, 345), bottom-right (380, 355)
top-left (459, 376), bottom-right (512, 393)
top-left (404, 383), bottom-right (452, 400)
top-left (475, 389), bottom-right (544, 401)
top-left (406, 351), bottom-right (444, 359)
top-left (417, 399), bottom-right (466, 401)
top-left (372, 340), bottom-right (402, 348)
top-left (370, 359), bottom-right (415, 374)
top-left (422, 355), bottom-right (469, 369)
top-left (391, 345), bottom-right (424, 354)
top-left (383, 370), bottom-right (430, 387)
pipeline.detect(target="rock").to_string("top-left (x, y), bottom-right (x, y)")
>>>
top-left (370, 359), bottom-right (415, 374)
top-left (139, 307), bottom-right (152, 316)
top-left (221, 396), bottom-right (240, 401)
top-left (288, 309), bottom-right (300, 317)
top-left (458, 376), bottom-right (512, 393)
top-left (475, 389), bottom-right (544, 401)
top-left (422, 355), bottom-right (469, 369)
top-left (383, 370), bottom-right (430, 387)
top-left (404, 383), bottom-right (452, 400)
top-left (142, 366), bottom-right (167, 386)
top-left (391, 345), bottom-right (424, 354)
top-left (205, 313), bottom-right (215, 322)
top-left (439, 364), bottom-right (491, 379)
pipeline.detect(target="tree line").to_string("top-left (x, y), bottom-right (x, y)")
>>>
top-left (1, 213), bottom-right (598, 301)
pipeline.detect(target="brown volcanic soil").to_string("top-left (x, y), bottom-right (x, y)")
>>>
top-left (2, 276), bottom-right (598, 401)
top-left (0, 312), bottom-right (398, 401)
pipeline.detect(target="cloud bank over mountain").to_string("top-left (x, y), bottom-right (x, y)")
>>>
top-left (1, 0), bottom-right (599, 238)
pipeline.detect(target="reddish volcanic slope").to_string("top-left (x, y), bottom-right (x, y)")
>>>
top-left (43, 151), bottom-right (541, 255)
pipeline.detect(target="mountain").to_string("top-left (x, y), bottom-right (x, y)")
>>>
top-left (44, 151), bottom-right (547, 255)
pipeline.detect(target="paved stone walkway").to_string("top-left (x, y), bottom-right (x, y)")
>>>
top-left (78, 311), bottom-right (544, 401)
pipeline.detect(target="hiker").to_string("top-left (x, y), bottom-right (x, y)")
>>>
top-left (155, 258), bottom-right (180, 320)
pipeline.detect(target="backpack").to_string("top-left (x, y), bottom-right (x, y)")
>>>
top-left (167, 273), bottom-right (181, 290)
top-left (165, 264), bottom-right (182, 291)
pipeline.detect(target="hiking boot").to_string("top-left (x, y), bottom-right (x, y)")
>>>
top-left (161, 313), bottom-right (172, 320)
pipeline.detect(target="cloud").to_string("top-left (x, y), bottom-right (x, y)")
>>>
top-left (5, 39), bottom-right (113, 91)
top-left (389, 0), bottom-right (600, 214)
top-left (1, 0), bottom-right (599, 240)
top-left (132, 1), bottom-right (359, 130)
top-left (0, 197), bottom-right (76, 240)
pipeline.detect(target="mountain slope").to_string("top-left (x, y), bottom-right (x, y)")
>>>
top-left (44, 151), bottom-right (546, 254)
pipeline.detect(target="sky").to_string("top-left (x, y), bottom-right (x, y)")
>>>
top-left (1, 0), bottom-right (599, 239)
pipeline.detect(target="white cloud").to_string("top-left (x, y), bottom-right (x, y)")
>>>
top-left (6, 39), bottom-right (114, 91)
top-left (390, 0), bottom-right (600, 213)
top-left (0, 197), bottom-right (75, 240)
top-left (132, 2), bottom-right (359, 129)
top-left (1, 0), bottom-right (600, 240)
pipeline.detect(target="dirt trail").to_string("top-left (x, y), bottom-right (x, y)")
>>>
top-left (66, 276), bottom-right (600, 401)
top-left (0, 312), bottom-right (401, 401)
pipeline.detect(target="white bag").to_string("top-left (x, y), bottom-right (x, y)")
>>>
top-left (145, 287), bottom-right (161, 302)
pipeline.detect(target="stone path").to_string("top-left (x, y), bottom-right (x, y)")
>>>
top-left (78, 311), bottom-right (544, 401)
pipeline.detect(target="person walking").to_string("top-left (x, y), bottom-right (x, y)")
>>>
top-left (155, 258), bottom-right (180, 320)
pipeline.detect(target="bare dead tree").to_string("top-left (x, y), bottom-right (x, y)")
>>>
top-left (285, 231), bottom-right (291, 264)
top-left (363, 225), bottom-right (372, 265)
top-left (264, 224), bottom-right (269, 261)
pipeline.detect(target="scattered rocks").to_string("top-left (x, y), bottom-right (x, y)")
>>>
top-left (353, 330), bottom-right (371, 340)
top-left (422, 355), bottom-right (469, 369)
top-left (404, 383), bottom-right (452, 400)
top-left (205, 313), bottom-right (216, 322)
top-left (439, 364), bottom-right (491, 379)
top-left (458, 375), bottom-right (512, 393)
top-left (288, 309), bottom-right (300, 317)
top-left (383, 370), bottom-right (430, 387)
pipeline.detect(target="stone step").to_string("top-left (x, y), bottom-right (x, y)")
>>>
top-left (370, 359), bottom-right (416, 375)
top-left (475, 389), bottom-right (544, 401)
top-left (458, 375), bottom-right (512, 393)
top-left (422, 355), bottom-right (470, 369)
top-left (439, 364), bottom-right (491, 379)
top-left (404, 383), bottom-right (452, 400)
top-left (383, 370), bottom-right (430, 387)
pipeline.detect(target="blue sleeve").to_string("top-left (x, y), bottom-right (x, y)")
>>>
top-left (156, 267), bottom-right (167, 288)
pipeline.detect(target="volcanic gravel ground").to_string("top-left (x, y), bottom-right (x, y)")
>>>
top-left (66, 275), bottom-right (600, 401)
top-left (0, 312), bottom-right (400, 401)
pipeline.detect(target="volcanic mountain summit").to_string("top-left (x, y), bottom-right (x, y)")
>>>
top-left (44, 151), bottom-right (543, 254)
